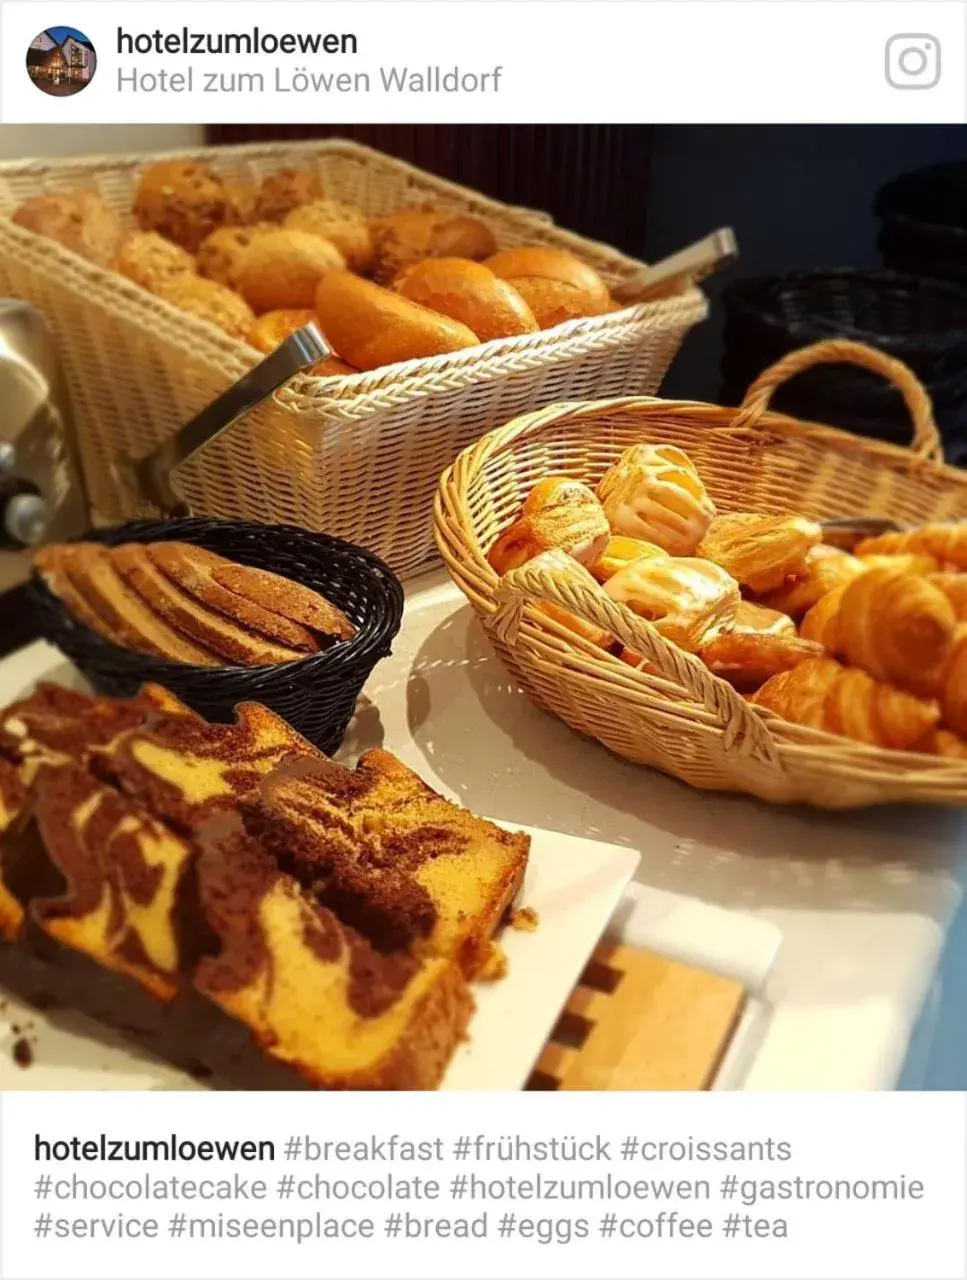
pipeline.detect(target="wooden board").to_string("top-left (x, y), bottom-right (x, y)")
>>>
top-left (527, 941), bottom-right (746, 1091)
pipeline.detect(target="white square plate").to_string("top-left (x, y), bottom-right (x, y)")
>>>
top-left (0, 644), bottom-right (640, 1091)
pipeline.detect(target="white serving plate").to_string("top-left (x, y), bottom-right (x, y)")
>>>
top-left (0, 643), bottom-right (640, 1091)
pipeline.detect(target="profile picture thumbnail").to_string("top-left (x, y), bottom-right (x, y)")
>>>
top-left (27, 27), bottom-right (97, 97)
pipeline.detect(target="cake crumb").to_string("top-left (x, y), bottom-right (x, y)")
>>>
top-left (508, 905), bottom-right (539, 932)
top-left (12, 1037), bottom-right (33, 1069)
top-left (476, 942), bottom-right (508, 982)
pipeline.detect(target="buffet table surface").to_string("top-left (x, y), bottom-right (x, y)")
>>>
top-left (351, 571), bottom-right (967, 1091)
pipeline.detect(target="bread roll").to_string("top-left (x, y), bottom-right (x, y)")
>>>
top-left (13, 190), bottom-right (123, 266)
top-left (484, 247), bottom-right (610, 328)
top-left (133, 160), bottom-right (235, 252)
top-left (254, 168), bottom-right (324, 222)
top-left (153, 276), bottom-right (255, 341)
top-left (314, 270), bottom-right (478, 370)
top-left (285, 200), bottom-right (374, 274)
top-left (237, 229), bottom-right (345, 312)
top-left (112, 231), bottom-right (196, 291)
top-left (247, 310), bottom-right (357, 376)
top-left (196, 223), bottom-right (274, 290)
top-left (369, 208), bottom-right (497, 284)
top-left (391, 258), bottom-right (538, 343)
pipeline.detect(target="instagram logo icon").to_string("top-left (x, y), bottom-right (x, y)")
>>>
top-left (885, 34), bottom-right (941, 89)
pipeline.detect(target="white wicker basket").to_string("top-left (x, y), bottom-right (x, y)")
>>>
top-left (0, 138), bottom-right (708, 577)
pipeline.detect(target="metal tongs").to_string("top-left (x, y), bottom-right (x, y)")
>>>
top-left (819, 516), bottom-right (907, 550)
top-left (114, 323), bottom-right (332, 517)
top-left (611, 228), bottom-right (738, 304)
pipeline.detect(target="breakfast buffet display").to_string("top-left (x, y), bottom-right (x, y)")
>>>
top-left (11, 162), bottom-right (621, 374)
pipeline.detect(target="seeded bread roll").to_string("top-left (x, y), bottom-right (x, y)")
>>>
top-left (13, 190), bottom-right (123, 266)
top-left (237, 229), bottom-right (346, 312)
top-left (368, 208), bottom-right (497, 284)
top-left (152, 275), bottom-right (255, 341)
top-left (315, 270), bottom-right (478, 370)
top-left (391, 258), bottom-right (538, 343)
top-left (196, 223), bottom-right (274, 290)
top-left (254, 167), bottom-right (325, 222)
top-left (484, 246), bottom-right (611, 328)
top-left (285, 200), bottom-right (374, 274)
top-left (112, 231), bottom-right (197, 291)
top-left (133, 160), bottom-right (236, 252)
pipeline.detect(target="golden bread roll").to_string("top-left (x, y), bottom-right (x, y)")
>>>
top-left (112, 231), bottom-right (196, 291)
top-left (799, 567), bottom-right (956, 692)
top-left (589, 536), bottom-right (668, 583)
top-left (236, 229), bottom-right (346, 312)
top-left (488, 478), bottom-right (610, 573)
top-left (597, 444), bottom-right (716, 555)
top-left (196, 223), bottom-right (274, 290)
top-left (285, 200), bottom-right (374, 273)
top-left (246, 310), bottom-right (357, 376)
top-left (751, 656), bottom-right (939, 750)
top-left (697, 512), bottom-right (821, 594)
top-left (314, 270), bottom-right (478, 371)
top-left (604, 556), bottom-right (740, 652)
top-left (152, 275), bottom-right (255, 341)
top-left (856, 523), bottom-right (967, 570)
top-left (760, 545), bottom-right (868, 619)
top-left (133, 160), bottom-right (235, 252)
top-left (484, 246), bottom-right (610, 327)
top-left (701, 631), bottom-right (824, 692)
top-left (390, 258), bottom-right (538, 343)
top-left (13, 190), bottom-right (123, 266)
top-left (369, 208), bottom-right (497, 284)
top-left (254, 167), bottom-right (325, 222)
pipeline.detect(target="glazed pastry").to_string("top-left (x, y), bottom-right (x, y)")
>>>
top-left (700, 631), bottom-right (825, 692)
top-left (798, 568), bottom-right (956, 691)
top-left (604, 556), bottom-right (740, 652)
top-left (856, 523), bottom-right (967, 570)
top-left (254, 168), bottom-right (325, 223)
top-left (927, 573), bottom-right (967, 622)
top-left (285, 200), bottom-right (374, 274)
top-left (112, 231), bottom-right (197, 291)
top-left (588, 536), bottom-right (668, 583)
top-left (751, 656), bottom-right (939, 750)
top-left (760, 545), bottom-right (868, 619)
top-left (732, 600), bottom-right (797, 639)
top-left (596, 445), bottom-right (716, 555)
top-left (488, 477), bottom-right (610, 573)
top-left (697, 512), bottom-right (821, 594)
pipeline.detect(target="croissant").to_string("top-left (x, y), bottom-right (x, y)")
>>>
top-left (589, 536), bottom-right (667, 583)
top-left (856, 523), bottom-right (967, 570)
top-left (751, 656), bottom-right (940, 750)
top-left (798, 567), bottom-right (956, 690)
top-left (927, 573), bottom-right (967, 622)
top-left (697, 512), bottom-right (821, 594)
top-left (701, 631), bottom-right (825, 692)
top-left (858, 552), bottom-right (940, 575)
top-left (605, 555), bottom-right (740, 651)
top-left (760, 545), bottom-right (868, 619)
top-left (488, 476), bottom-right (610, 574)
top-left (596, 444), bottom-right (715, 555)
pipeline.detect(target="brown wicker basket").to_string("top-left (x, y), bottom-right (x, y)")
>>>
top-left (434, 339), bottom-right (967, 809)
top-left (0, 139), bottom-right (706, 579)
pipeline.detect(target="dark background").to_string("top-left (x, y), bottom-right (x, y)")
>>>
top-left (212, 123), bottom-right (967, 400)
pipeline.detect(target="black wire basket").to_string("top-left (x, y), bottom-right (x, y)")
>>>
top-left (26, 517), bottom-right (404, 755)
top-left (874, 161), bottom-right (967, 285)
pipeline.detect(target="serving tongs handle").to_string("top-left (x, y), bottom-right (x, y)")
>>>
top-left (611, 228), bottom-right (738, 304)
top-left (127, 324), bottom-right (332, 516)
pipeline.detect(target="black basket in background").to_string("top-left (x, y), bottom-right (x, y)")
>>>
top-left (26, 517), bottom-right (404, 756)
top-left (875, 161), bottom-right (967, 285)
top-left (720, 269), bottom-right (967, 457)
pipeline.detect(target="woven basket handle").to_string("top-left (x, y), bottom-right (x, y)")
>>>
top-left (729, 339), bottom-right (943, 463)
top-left (490, 550), bottom-right (784, 771)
